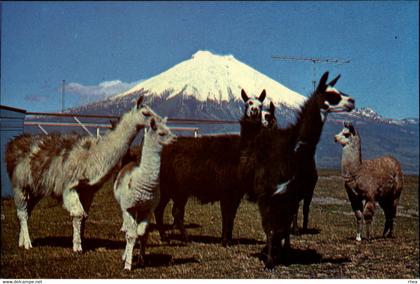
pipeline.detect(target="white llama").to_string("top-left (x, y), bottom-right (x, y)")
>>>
top-left (5, 96), bottom-right (160, 252)
top-left (114, 117), bottom-right (176, 270)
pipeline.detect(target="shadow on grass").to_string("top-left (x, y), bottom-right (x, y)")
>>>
top-left (164, 233), bottom-right (264, 245)
top-left (132, 254), bottom-right (200, 269)
top-left (33, 236), bottom-right (125, 251)
top-left (252, 247), bottom-right (351, 267)
top-left (291, 228), bottom-right (321, 236)
top-left (148, 223), bottom-right (202, 232)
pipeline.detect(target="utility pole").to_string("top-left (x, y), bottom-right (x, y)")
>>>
top-left (61, 79), bottom-right (65, 113)
top-left (271, 56), bottom-right (351, 90)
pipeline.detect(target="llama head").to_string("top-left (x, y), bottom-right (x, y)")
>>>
top-left (334, 121), bottom-right (359, 147)
top-left (261, 101), bottom-right (277, 129)
top-left (241, 89), bottom-right (266, 120)
top-left (132, 95), bottom-right (162, 127)
top-left (316, 72), bottom-right (355, 114)
top-left (146, 117), bottom-right (177, 147)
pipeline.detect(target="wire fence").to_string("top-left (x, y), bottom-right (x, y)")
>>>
top-left (24, 111), bottom-right (240, 138)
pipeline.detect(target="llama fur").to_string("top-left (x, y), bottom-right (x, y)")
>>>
top-left (114, 117), bottom-right (176, 270)
top-left (335, 121), bottom-right (403, 241)
top-left (5, 96), bottom-right (160, 252)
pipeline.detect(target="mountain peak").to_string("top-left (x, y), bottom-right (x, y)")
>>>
top-left (191, 50), bottom-right (236, 62)
top-left (114, 50), bottom-right (306, 108)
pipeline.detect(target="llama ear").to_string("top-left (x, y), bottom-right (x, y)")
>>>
top-left (162, 117), bottom-right (168, 124)
top-left (328, 74), bottom-right (341, 87)
top-left (344, 121), bottom-right (350, 128)
top-left (344, 121), bottom-right (355, 135)
top-left (317, 72), bottom-right (329, 92)
top-left (241, 89), bottom-right (249, 102)
top-left (269, 101), bottom-right (275, 114)
top-left (258, 90), bottom-right (266, 103)
top-left (109, 119), bottom-right (117, 129)
top-left (150, 117), bottom-right (157, 131)
top-left (136, 95), bottom-right (144, 109)
top-left (348, 124), bottom-right (356, 135)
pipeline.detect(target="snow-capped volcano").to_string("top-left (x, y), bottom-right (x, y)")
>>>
top-left (114, 50), bottom-right (305, 108)
top-left (38, 50), bottom-right (419, 175)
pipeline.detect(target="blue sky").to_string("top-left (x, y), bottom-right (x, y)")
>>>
top-left (1, 1), bottom-right (418, 119)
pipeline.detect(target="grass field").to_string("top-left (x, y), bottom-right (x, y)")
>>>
top-left (1, 170), bottom-right (418, 279)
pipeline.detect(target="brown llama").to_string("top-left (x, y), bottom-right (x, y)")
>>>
top-left (334, 121), bottom-right (403, 241)
top-left (154, 89), bottom-right (267, 246)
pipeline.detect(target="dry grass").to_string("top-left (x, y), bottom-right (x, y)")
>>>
top-left (1, 170), bottom-right (418, 279)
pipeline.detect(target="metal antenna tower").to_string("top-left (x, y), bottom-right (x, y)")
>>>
top-left (61, 79), bottom-right (66, 113)
top-left (271, 56), bottom-right (351, 90)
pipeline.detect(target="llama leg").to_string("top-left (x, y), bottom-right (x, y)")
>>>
top-left (121, 211), bottom-right (132, 261)
top-left (349, 198), bottom-right (364, 241)
top-left (63, 188), bottom-right (87, 252)
top-left (122, 212), bottom-right (137, 270)
top-left (363, 201), bottom-right (375, 241)
top-left (383, 199), bottom-right (397, 238)
top-left (291, 190), bottom-right (301, 235)
top-left (154, 193), bottom-right (170, 242)
top-left (13, 188), bottom-right (33, 249)
top-left (354, 210), bottom-right (363, 241)
top-left (124, 232), bottom-right (137, 271)
top-left (172, 197), bottom-right (189, 243)
top-left (292, 209), bottom-right (299, 235)
top-left (302, 174), bottom-right (317, 232)
top-left (302, 194), bottom-right (313, 233)
top-left (220, 193), bottom-right (242, 247)
top-left (137, 222), bottom-right (150, 268)
top-left (78, 190), bottom-right (95, 244)
top-left (264, 230), bottom-right (275, 270)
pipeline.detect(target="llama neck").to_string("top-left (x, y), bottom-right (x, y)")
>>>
top-left (341, 139), bottom-right (362, 180)
top-left (295, 92), bottom-right (325, 155)
top-left (91, 110), bottom-right (140, 168)
top-left (240, 117), bottom-right (261, 147)
top-left (131, 133), bottom-right (162, 193)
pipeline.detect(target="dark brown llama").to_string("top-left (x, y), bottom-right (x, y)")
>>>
top-left (253, 72), bottom-right (356, 269)
top-left (154, 89), bottom-right (267, 246)
top-left (291, 72), bottom-right (355, 235)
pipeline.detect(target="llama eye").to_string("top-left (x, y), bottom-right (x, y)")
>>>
top-left (158, 133), bottom-right (165, 137)
top-left (142, 111), bottom-right (151, 117)
top-left (344, 133), bottom-right (350, 138)
top-left (249, 101), bottom-right (253, 105)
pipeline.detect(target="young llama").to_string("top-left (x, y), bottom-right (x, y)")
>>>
top-left (335, 121), bottom-right (403, 241)
top-left (5, 96), bottom-right (159, 252)
top-left (114, 117), bottom-right (176, 270)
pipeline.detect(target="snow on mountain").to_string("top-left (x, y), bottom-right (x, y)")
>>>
top-left (114, 50), bottom-right (306, 109)
top-left (354, 107), bottom-right (383, 120)
top-left (341, 107), bottom-right (419, 126)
